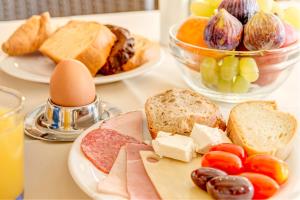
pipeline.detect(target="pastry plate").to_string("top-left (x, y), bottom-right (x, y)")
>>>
top-left (0, 49), bottom-right (164, 84)
top-left (68, 109), bottom-right (300, 200)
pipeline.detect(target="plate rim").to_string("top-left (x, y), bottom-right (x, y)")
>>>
top-left (0, 49), bottom-right (164, 85)
top-left (68, 120), bottom-right (108, 199)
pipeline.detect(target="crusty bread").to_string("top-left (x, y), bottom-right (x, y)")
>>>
top-left (122, 35), bottom-right (159, 71)
top-left (145, 89), bottom-right (226, 138)
top-left (39, 20), bottom-right (116, 76)
top-left (227, 101), bottom-right (298, 160)
top-left (2, 12), bottom-right (52, 56)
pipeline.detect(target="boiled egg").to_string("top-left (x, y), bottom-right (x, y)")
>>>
top-left (50, 59), bottom-right (96, 107)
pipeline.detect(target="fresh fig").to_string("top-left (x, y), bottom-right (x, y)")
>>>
top-left (204, 9), bottom-right (243, 50)
top-left (243, 12), bottom-right (286, 50)
top-left (219, 0), bottom-right (259, 24)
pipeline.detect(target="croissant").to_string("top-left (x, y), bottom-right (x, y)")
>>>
top-left (2, 12), bottom-right (52, 56)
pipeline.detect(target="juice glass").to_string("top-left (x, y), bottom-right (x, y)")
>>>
top-left (0, 86), bottom-right (25, 199)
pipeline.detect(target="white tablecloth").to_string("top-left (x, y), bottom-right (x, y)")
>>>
top-left (0, 11), bottom-right (299, 199)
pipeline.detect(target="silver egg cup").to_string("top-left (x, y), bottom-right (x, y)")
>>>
top-left (24, 95), bottom-right (121, 142)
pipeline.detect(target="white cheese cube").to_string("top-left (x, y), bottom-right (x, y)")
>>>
top-left (152, 134), bottom-right (194, 162)
top-left (190, 124), bottom-right (232, 154)
top-left (156, 131), bottom-right (173, 138)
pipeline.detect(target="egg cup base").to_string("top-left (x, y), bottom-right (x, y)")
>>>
top-left (24, 101), bottom-right (121, 142)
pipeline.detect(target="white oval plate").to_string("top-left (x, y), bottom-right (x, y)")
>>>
top-left (68, 113), bottom-right (151, 200)
top-left (68, 111), bottom-right (300, 200)
top-left (0, 49), bottom-right (164, 84)
top-left (68, 121), bottom-right (119, 200)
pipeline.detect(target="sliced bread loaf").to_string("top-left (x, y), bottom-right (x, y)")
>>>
top-left (227, 101), bottom-right (298, 160)
top-left (39, 20), bottom-right (116, 76)
top-left (145, 89), bottom-right (226, 138)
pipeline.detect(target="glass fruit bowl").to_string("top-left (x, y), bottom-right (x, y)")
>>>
top-left (169, 24), bottom-right (300, 103)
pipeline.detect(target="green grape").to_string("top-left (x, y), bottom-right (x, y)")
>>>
top-left (284, 7), bottom-right (300, 30)
top-left (217, 78), bottom-right (233, 93)
top-left (200, 57), bottom-right (219, 86)
top-left (190, 1), bottom-right (215, 17)
top-left (232, 76), bottom-right (250, 93)
top-left (219, 56), bottom-right (239, 81)
top-left (239, 57), bottom-right (259, 82)
top-left (208, 0), bottom-right (223, 8)
top-left (257, 0), bottom-right (273, 13)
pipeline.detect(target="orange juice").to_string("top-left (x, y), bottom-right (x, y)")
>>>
top-left (0, 109), bottom-right (24, 199)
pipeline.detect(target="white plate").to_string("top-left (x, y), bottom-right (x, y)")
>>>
top-left (68, 112), bottom-right (300, 200)
top-left (68, 121), bottom-right (118, 200)
top-left (68, 113), bottom-right (151, 200)
top-left (0, 49), bottom-right (164, 84)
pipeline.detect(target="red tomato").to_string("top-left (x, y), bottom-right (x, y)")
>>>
top-left (240, 172), bottom-right (280, 199)
top-left (244, 154), bottom-right (289, 185)
top-left (201, 151), bottom-right (243, 174)
top-left (209, 143), bottom-right (247, 162)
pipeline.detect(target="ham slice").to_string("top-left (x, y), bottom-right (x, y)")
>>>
top-left (126, 143), bottom-right (160, 200)
top-left (100, 111), bottom-right (143, 141)
top-left (97, 147), bottom-right (128, 198)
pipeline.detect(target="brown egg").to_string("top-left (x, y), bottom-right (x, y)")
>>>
top-left (50, 59), bottom-right (96, 107)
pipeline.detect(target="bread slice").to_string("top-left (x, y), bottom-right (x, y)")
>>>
top-left (2, 12), bottom-right (52, 56)
top-left (39, 20), bottom-right (116, 76)
top-left (227, 101), bottom-right (298, 160)
top-left (145, 89), bottom-right (226, 138)
top-left (122, 35), bottom-right (159, 71)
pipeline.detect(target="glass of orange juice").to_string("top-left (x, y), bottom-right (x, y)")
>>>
top-left (0, 86), bottom-right (25, 200)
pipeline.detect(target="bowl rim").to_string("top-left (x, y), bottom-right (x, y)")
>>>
top-left (169, 21), bottom-right (300, 56)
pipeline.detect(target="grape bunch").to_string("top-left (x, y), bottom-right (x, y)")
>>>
top-left (190, 0), bottom-right (222, 17)
top-left (200, 56), bottom-right (259, 93)
top-left (257, 0), bottom-right (300, 30)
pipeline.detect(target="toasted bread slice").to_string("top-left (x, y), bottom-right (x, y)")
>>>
top-left (2, 12), bottom-right (52, 56)
top-left (227, 101), bottom-right (298, 160)
top-left (145, 89), bottom-right (226, 138)
top-left (39, 20), bottom-right (116, 76)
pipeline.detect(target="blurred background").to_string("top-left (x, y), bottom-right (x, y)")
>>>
top-left (0, 0), bottom-right (159, 21)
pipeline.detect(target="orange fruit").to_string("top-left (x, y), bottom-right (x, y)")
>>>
top-left (177, 17), bottom-right (209, 48)
top-left (176, 17), bottom-right (224, 60)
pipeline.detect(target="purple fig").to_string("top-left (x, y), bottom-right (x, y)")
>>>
top-left (219, 0), bottom-right (259, 24)
top-left (243, 12), bottom-right (286, 50)
top-left (204, 9), bottom-right (243, 50)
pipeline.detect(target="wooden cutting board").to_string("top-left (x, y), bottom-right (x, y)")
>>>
top-left (140, 151), bottom-right (212, 200)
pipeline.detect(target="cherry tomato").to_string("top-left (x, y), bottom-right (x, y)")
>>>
top-left (209, 143), bottom-right (247, 162)
top-left (244, 154), bottom-right (289, 185)
top-left (240, 172), bottom-right (280, 199)
top-left (201, 151), bottom-right (243, 174)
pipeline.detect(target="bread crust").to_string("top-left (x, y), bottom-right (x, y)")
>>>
top-left (227, 101), bottom-right (297, 160)
top-left (122, 35), bottom-right (160, 72)
top-left (76, 24), bottom-right (116, 76)
top-left (39, 21), bottom-right (116, 76)
top-left (145, 88), bottom-right (226, 139)
top-left (2, 12), bottom-right (52, 56)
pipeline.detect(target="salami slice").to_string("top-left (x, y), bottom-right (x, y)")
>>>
top-left (81, 128), bottom-right (141, 173)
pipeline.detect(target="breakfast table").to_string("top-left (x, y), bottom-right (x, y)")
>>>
top-left (0, 10), bottom-right (300, 199)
